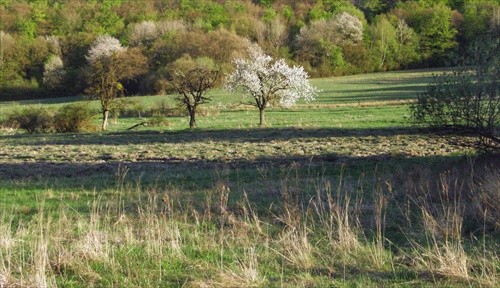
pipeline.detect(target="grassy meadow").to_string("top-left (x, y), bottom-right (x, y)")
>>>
top-left (0, 69), bottom-right (499, 287)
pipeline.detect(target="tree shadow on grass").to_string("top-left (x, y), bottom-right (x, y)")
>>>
top-left (0, 151), bottom-right (477, 183)
top-left (316, 84), bottom-right (427, 103)
top-left (2, 126), bottom-right (444, 147)
top-left (310, 263), bottom-right (459, 286)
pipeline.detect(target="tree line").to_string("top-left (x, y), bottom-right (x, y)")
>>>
top-left (1, 0), bottom-right (499, 101)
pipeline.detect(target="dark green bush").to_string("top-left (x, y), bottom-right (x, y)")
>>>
top-left (53, 103), bottom-right (97, 133)
top-left (7, 107), bottom-right (52, 134)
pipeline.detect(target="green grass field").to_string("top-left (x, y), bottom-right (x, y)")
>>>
top-left (0, 69), bottom-right (498, 287)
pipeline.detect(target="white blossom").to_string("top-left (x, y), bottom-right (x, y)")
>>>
top-left (86, 35), bottom-right (126, 64)
top-left (127, 21), bottom-right (159, 46)
top-left (43, 54), bottom-right (66, 89)
top-left (333, 12), bottom-right (364, 45)
top-left (45, 35), bottom-right (62, 55)
top-left (225, 41), bottom-right (318, 111)
top-left (156, 20), bottom-right (187, 36)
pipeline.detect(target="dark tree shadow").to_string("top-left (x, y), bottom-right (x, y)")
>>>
top-left (1, 126), bottom-right (444, 147)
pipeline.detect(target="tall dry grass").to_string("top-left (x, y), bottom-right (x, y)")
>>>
top-left (398, 158), bottom-right (500, 286)
top-left (0, 160), bottom-right (499, 286)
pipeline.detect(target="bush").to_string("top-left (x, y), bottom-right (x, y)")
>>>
top-left (151, 100), bottom-right (184, 117)
top-left (149, 115), bottom-right (170, 127)
top-left (111, 99), bottom-right (152, 118)
top-left (53, 103), bottom-right (97, 133)
top-left (7, 107), bottom-right (52, 134)
top-left (410, 37), bottom-right (500, 151)
top-left (0, 79), bottom-right (44, 101)
top-left (197, 106), bottom-right (220, 117)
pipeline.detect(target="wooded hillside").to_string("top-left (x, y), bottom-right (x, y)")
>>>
top-left (1, 0), bottom-right (499, 100)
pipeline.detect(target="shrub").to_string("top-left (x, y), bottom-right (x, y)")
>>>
top-left (111, 98), bottom-right (153, 118)
top-left (7, 107), bottom-right (52, 134)
top-left (197, 106), bottom-right (220, 117)
top-left (151, 100), bottom-right (184, 117)
top-left (53, 103), bottom-right (97, 133)
top-left (410, 37), bottom-right (500, 151)
top-left (149, 115), bottom-right (170, 127)
top-left (0, 79), bottom-right (44, 101)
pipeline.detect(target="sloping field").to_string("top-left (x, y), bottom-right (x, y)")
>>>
top-left (0, 69), bottom-right (498, 287)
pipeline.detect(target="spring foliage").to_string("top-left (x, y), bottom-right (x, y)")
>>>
top-left (1, 1), bottom-right (500, 100)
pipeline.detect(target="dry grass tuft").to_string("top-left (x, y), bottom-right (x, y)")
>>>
top-left (278, 225), bottom-right (313, 270)
top-left (473, 166), bottom-right (500, 231)
top-left (217, 247), bottom-right (266, 287)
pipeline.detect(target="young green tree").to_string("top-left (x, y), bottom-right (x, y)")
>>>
top-left (225, 41), bottom-right (318, 126)
top-left (85, 35), bottom-right (147, 130)
top-left (395, 18), bottom-right (420, 68)
top-left (369, 15), bottom-right (397, 70)
top-left (399, 2), bottom-right (457, 66)
top-left (168, 55), bottom-right (220, 128)
top-left (410, 36), bottom-right (500, 151)
top-left (461, 1), bottom-right (500, 42)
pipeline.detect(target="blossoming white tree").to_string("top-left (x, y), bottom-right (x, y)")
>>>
top-left (333, 12), bottom-right (364, 45)
top-left (85, 35), bottom-right (147, 130)
top-left (43, 54), bottom-right (66, 90)
top-left (225, 41), bottom-right (318, 126)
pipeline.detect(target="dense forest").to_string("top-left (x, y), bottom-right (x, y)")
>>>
top-left (1, 0), bottom-right (499, 101)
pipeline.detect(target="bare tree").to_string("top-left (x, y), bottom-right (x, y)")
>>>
top-left (0, 31), bottom-right (14, 71)
top-left (266, 17), bottom-right (288, 52)
top-left (395, 18), bottom-right (419, 67)
top-left (169, 55), bottom-right (220, 128)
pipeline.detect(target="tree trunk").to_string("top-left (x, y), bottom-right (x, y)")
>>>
top-left (102, 109), bottom-right (109, 131)
top-left (188, 106), bottom-right (196, 128)
top-left (259, 108), bottom-right (265, 126)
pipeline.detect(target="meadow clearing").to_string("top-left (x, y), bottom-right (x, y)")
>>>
top-left (0, 69), bottom-right (498, 287)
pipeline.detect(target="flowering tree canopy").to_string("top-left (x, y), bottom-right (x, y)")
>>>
top-left (43, 54), bottom-right (66, 90)
top-left (85, 35), bottom-right (147, 130)
top-left (86, 35), bottom-right (125, 64)
top-left (333, 12), bottom-right (364, 45)
top-left (225, 41), bottom-right (318, 125)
